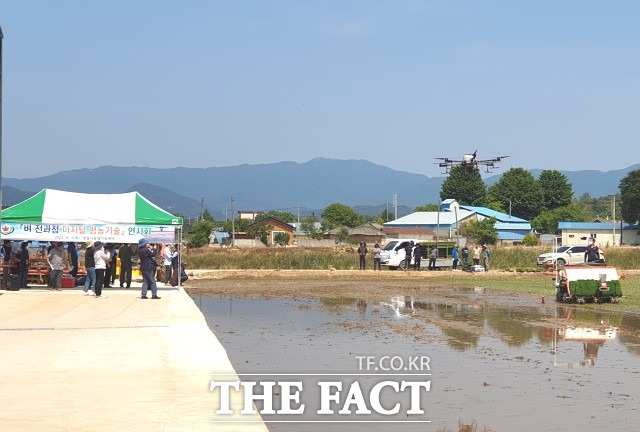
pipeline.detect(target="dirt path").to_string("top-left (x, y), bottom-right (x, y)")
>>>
top-left (184, 269), bottom-right (545, 303)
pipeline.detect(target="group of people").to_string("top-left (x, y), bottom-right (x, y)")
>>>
top-left (81, 241), bottom-right (137, 297)
top-left (82, 240), bottom-right (183, 299)
top-left (2, 239), bottom-right (185, 299)
top-left (355, 240), bottom-right (492, 271)
top-left (452, 244), bottom-right (491, 271)
top-left (357, 241), bottom-right (423, 271)
top-left (1, 240), bottom-right (32, 289)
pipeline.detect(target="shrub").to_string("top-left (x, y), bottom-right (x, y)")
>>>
top-left (570, 279), bottom-right (622, 297)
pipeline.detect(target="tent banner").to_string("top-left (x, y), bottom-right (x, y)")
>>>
top-left (0, 222), bottom-right (177, 244)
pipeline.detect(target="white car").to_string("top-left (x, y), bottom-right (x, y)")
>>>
top-left (537, 245), bottom-right (588, 266)
top-left (379, 239), bottom-right (420, 270)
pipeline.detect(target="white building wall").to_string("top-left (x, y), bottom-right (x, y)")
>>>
top-left (561, 229), bottom-right (640, 247)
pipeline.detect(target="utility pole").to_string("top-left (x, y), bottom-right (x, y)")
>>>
top-left (393, 194), bottom-right (398, 220)
top-left (199, 197), bottom-right (204, 221)
top-left (454, 206), bottom-right (459, 246)
top-left (612, 196), bottom-right (616, 246)
top-left (230, 195), bottom-right (235, 248)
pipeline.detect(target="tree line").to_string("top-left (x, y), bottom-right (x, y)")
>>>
top-left (184, 168), bottom-right (640, 247)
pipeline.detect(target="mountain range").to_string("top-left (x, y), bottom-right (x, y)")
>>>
top-left (2, 158), bottom-right (637, 220)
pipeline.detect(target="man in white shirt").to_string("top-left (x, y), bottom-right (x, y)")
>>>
top-left (162, 244), bottom-right (174, 285)
top-left (47, 242), bottom-right (68, 290)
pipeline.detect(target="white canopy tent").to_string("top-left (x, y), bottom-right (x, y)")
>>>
top-left (0, 189), bottom-right (183, 244)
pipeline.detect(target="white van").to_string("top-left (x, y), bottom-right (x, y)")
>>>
top-left (379, 239), bottom-right (420, 270)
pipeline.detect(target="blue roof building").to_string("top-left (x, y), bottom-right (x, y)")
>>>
top-left (383, 199), bottom-right (533, 244)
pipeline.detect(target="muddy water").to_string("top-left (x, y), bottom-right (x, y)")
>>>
top-left (190, 287), bottom-right (640, 432)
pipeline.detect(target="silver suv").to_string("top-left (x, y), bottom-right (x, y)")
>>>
top-left (537, 245), bottom-right (588, 266)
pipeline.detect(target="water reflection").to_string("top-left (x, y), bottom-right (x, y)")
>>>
top-left (191, 291), bottom-right (640, 432)
top-left (194, 291), bottom-right (640, 367)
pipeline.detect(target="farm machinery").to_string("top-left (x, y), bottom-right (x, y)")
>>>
top-left (554, 264), bottom-right (622, 304)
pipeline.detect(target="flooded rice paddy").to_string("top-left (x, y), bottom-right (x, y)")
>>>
top-left (189, 283), bottom-right (640, 432)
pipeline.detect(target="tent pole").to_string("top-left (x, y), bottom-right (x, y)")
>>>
top-left (177, 225), bottom-right (182, 290)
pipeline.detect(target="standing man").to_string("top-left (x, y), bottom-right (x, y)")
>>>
top-left (67, 242), bottom-right (78, 278)
top-left (47, 242), bottom-right (68, 290)
top-left (404, 241), bottom-right (414, 271)
top-left (428, 246), bottom-right (437, 271)
top-left (138, 238), bottom-right (160, 299)
top-left (372, 243), bottom-right (382, 271)
top-left (93, 241), bottom-right (110, 298)
top-left (473, 245), bottom-right (481, 266)
top-left (482, 245), bottom-right (491, 271)
top-left (107, 244), bottom-right (118, 287)
top-left (83, 242), bottom-right (96, 295)
top-left (461, 244), bottom-right (469, 266)
top-left (118, 243), bottom-right (135, 288)
top-left (452, 245), bottom-right (459, 271)
top-left (413, 243), bottom-right (422, 271)
top-left (2, 240), bottom-right (12, 285)
top-left (18, 242), bottom-right (30, 288)
top-left (162, 244), bottom-right (174, 285)
top-left (357, 242), bottom-right (368, 270)
top-left (585, 239), bottom-right (600, 263)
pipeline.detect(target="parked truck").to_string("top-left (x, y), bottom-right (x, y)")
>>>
top-left (379, 239), bottom-right (456, 270)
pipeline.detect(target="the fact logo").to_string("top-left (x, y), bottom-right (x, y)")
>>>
top-left (210, 356), bottom-right (432, 424)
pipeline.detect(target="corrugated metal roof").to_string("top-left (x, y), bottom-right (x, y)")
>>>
top-left (494, 222), bottom-right (532, 230)
top-left (460, 206), bottom-right (528, 223)
top-left (498, 232), bottom-right (528, 240)
top-left (559, 222), bottom-right (640, 230)
top-left (383, 210), bottom-right (475, 227)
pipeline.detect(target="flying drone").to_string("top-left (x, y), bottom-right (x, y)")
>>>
top-left (434, 150), bottom-right (509, 174)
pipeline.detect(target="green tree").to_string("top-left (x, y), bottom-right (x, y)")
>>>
top-left (440, 165), bottom-right (487, 205)
top-left (459, 217), bottom-right (498, 245)
top-left (484, 191), bottom-right (506, 213)
top-left (522, 232), bottom-right (538, 246)
top-left (488, 167), bottom-right (544, 220)
top-left (375, 206), bottom-right (394, 224)
top-left (273, 232), bottom-right (290, 246)
top-left (201, 209), bottom-right (215, 222)
top-left (321, 203), bottom-right (361, 230)
top-left (221, 217), bottom-right (252, 234)
top-left (414, 203), bottom-right (439, 212)
top-left (538, 170), bottom-right (573, 211)
top-left (265, 210), bottom-right (296, 223)
top-left (336, 227), bottom-right (350, 244)
top-left (300, 214), bottom-right (324, 240)
top-left (620, 169), bottom-right (640, 223)
top-left (531, 204), bottom-right (589, 234)
top-left (186, 220), bottom-right (213, 248)
top-left (574, 193), bottom-right (620, 220)
top-left (246, 222), bottom-right (271, 245)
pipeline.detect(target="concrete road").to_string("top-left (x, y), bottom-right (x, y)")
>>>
top-left (0, 285), bottom-right (267, 432)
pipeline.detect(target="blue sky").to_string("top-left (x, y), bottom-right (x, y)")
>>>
top-left (1, 1), bottom-right (638, 179)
